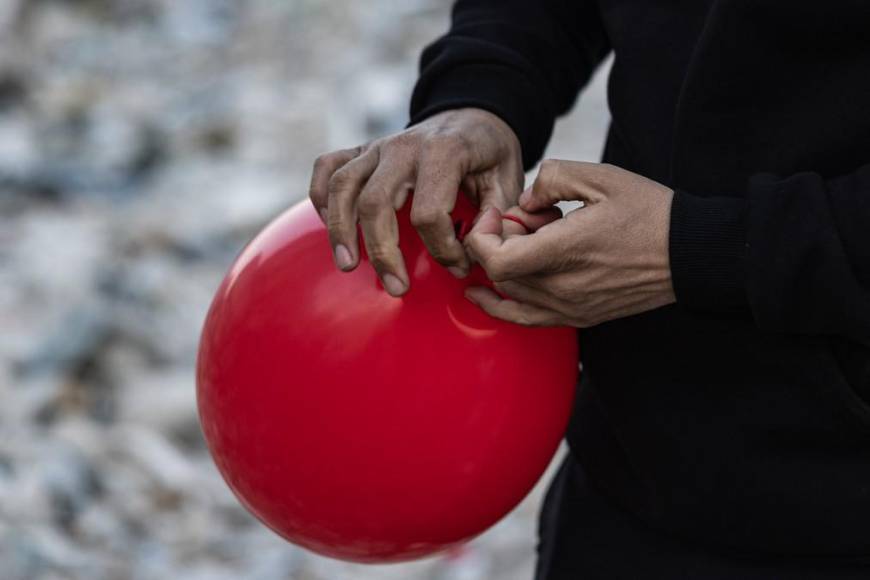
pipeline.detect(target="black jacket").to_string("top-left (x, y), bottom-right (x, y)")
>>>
top-left (410, 0), bottom-right (870, 557)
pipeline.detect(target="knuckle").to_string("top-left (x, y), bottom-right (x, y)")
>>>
top-left (327, 225), bottom-right (346, 247)
top-left (327, 170), bottom-right (350, 196)
top-left (536, 159), bottom-right (559, 190)
top-left (483, 256), bottom-right (509, 282)
top-left (326, 213), bottom-right (346, 236)
top-left (327, 210), bottom-right (353, 236)
top-left (366, 245), bottom-right (396, 268)
top-left (424, 131), bottom-right (470, 157)
top-left (552, 279), bottom-right (574, 299)
top-left (426, 244), bottom-right (453, 264)
top-left (410, 208), bottom-right (438, 231)
top-left (312, 153), bottom-right (332, 172)
top-left (357, 192), bottom-right (387, 218)
top-left (383, 131), bottom-right (416, 151)
top-left (515, 313), bottom-right (534, 327)
top-left (539, 158), bottom-right (560, 176)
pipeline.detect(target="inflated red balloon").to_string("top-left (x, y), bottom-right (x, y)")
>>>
top-left (197, 194), bottom-right (578, 563)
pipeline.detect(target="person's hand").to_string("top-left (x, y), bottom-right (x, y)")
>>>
top-left (463, 160), bottom-right (676, 327)
top-left (308, 108), bottom-right (524, 297)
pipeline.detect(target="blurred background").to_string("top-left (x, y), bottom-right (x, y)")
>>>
top-left (0, 1), bottom-right (610, 579)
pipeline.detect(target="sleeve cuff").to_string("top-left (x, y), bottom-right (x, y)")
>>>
top-left (409, 60), bottom-right (553, 170)
top-left (669, 190), bottom-right (750, 313)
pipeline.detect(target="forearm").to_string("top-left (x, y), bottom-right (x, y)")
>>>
top-left (670, 165), bottom-right (870, 341)
top-left (410, 0), bottom-right (610, 169)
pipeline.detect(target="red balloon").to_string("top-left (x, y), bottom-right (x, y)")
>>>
top-left (197, 194), bottom-right (578, 563)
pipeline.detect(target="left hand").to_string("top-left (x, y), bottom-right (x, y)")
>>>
top-left (463, 160), bottom-right (676, 328)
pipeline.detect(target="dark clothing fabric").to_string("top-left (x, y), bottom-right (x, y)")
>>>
top-left (410, 0), bottom-right (870, 570)
top-left (535, 453), bottom-right (870, 580)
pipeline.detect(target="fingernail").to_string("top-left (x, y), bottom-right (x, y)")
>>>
top-left (334, 244), bottom-right (353, 270)
top-left (464, 289), bottom-right (479, 305)
top-left (382, 273), bottom-right (406, 296)
top-left (448, 266), bottom-right (467, 279)
top-left (319, 208), bottom-right (328, 223)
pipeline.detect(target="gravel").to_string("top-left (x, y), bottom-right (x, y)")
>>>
top-left (0, 1), bottom-right (610, 578)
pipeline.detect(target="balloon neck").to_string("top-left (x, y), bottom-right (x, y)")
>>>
top-left (454, 218), bottom-right (472, 243)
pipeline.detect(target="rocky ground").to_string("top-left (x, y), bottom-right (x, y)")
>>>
top-left (0, 1), bottom-right (610, 579)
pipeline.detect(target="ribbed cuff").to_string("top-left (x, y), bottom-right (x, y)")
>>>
top-left (669, 191), bottom-right (749, 313)
top-left (409, 62), bottom-right (552, 170)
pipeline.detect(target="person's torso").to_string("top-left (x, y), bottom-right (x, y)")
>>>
top-left (569, 0), bottom-right (870, 557)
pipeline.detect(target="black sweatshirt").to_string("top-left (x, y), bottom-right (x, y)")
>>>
top-left (410, 0), bottom-right (870, 558)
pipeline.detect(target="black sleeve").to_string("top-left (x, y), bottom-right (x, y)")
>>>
top-left (669, 164), bottom-right (870, 342)
top-left (409, 0), bottom-right (611, 170)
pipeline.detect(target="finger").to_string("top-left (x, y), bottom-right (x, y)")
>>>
top-left (502, 205), bottom-right (562, 238)
top-left (464, 286), bottom-right (564, 327)
top-left (357, 161), bottom-right (413, 296)
top-left (461, 142), bottom-right (524, 214)
top-left (411, 145), bottom-right (469, 276)
top-left (327, 148), bottom-right (380, 271)
top-left (309, 147), bottom-right (361, 223)
top-left (464, 208), bottom-right (565, 281)
top-left (519, 159), bottom-right (608, 212)
top-left (493, 280), bottom-right (564, 312)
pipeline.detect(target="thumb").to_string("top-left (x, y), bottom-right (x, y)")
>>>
top-left (470, 206), bottom-right (504, 238)
top-left (463, 207), bottom-right (504, 265)
top-left (519, 160), bottom-right (608, 212)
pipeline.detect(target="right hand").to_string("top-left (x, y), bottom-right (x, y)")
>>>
top-left (308, 107), bottom-right (524, 297)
